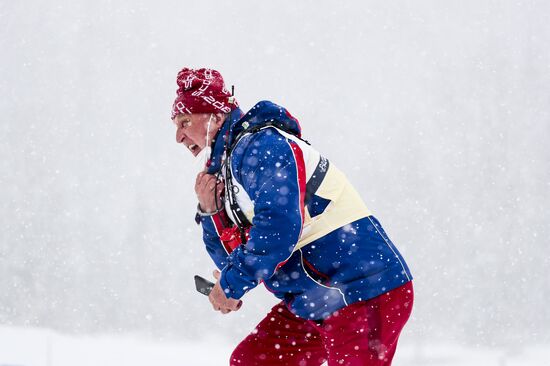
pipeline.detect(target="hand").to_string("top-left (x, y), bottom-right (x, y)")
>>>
top-left (195, 172), bottom-right (224, 213)
top-left (209, 270), bottom-right (243, 314)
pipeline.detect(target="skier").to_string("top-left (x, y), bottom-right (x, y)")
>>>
top-left (171, 67), bottom-right (414, 366)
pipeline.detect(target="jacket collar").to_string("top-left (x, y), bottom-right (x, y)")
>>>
top-left (206, 100), bottom-right (303, 174)
top-left (206, 107), bottom-right (244, 174)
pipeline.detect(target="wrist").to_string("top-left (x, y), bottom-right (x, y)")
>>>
top-left (197, 203), bottom-right (223, 216)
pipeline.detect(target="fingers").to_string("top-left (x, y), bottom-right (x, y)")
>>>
top-left (195, 174), bottom-right (225, 213)
top-left (214, 294), bottom-right (242, 312)
top-left (195, 172), bottom-right (212, 189)
top-left (208, 177), bottom-right (220, 192)
top-left (208, 275), bottom-right (242, 314)
top-left (195, 174), bottom-right (217, 194)
top-left (203, 174), bottom-right (216, 184)
top-left (195, 178), bottom-right (212, 201)
top-left (213, 270), bottom-right (221, 280)
top-left (196, 174), bottom-right (209, 191)
top-left (195, 171), bottom-right (206, 187)
top-left (210, 299), bottom-right (242, 313)
top-left (212, 305), bottom-right (231, 314)
top-left (210, 299), bottom-right (234, 314)
top-left (195, 173), bottom-right (224, 192)
top-left (215, 179), bottom-right (225, 196)
top-left (211, 303), bottom-right (239, 314)
top-left (228, 299), bottom-right (242, 312)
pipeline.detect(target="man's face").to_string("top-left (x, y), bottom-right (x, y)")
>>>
top-left (173, 113), bottom-right (214, 156)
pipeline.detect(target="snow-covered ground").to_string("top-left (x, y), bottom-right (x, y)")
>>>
top-left (0, 326), bottom-right (231, 366)
top-left (1, 326), bottom-right (548, 366)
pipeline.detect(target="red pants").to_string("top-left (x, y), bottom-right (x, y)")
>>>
top-left (230, 282), bottom-right (413, 366)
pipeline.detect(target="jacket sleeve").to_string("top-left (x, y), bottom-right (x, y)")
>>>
top-left (219, 129), bottom-right (306, 299)
top-left (198, 209), bottom-right (232, 270)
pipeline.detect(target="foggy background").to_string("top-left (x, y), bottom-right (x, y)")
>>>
top-left (1, 0), bottom-right (549, 355)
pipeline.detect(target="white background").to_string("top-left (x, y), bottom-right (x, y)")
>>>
top-left (1, 1), bottom-right (549, 364)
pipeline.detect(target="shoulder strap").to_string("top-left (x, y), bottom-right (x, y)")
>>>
top-left (305, 156), bottom-right (330, 205)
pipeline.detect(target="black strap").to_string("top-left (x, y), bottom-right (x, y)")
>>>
top-left (227, 123), bottom-right (310, 157)
top-left (227, 155), bottom-right (330, 228)
top-left (224, 156), bottom-right (252, 243)
top-left (224, 125), bottom-right (328, 242)
top-left (305, 156), bottom-right (329, 205)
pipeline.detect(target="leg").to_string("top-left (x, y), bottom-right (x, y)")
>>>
top-left (230, 302), bottom-right (328, 366)
top-left (320, 281), bottom-right (414, 366)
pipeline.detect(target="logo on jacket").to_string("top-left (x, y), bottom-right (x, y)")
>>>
top-left (319, 156), bottom-right (328, 173)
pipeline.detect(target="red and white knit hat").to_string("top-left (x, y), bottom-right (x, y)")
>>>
top-left (171, 68), bottom-right (239, 119)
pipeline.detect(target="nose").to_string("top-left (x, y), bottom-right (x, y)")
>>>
top-left (176, 127), bottom-right (186, 144)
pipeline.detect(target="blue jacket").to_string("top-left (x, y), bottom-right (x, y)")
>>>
top-left (197, 101), bottom-right (412, 320)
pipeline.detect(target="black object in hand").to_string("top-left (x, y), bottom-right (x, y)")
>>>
top-left (194, 275), bottom-right (215, 296)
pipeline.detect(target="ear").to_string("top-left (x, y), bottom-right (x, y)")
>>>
top-left (213, 113), bottom-right (226, 128)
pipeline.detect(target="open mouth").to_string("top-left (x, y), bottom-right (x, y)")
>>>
top-left (188, 144), bottom-right (201, 156)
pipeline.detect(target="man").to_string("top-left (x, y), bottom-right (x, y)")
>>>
top-left (171, 67), bottom-right (414, 366)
